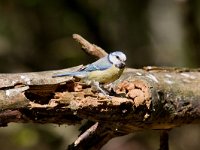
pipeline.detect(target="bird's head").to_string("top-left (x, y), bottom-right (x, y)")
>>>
top-left (108, 51), bottom-right (127, 69)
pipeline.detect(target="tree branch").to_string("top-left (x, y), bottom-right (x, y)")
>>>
top-left (159, 130), bottom-right (169, 150)
top-left (1, 66), bottom-right (200, 128)
top-left (73, 34), bottom-right (107, 58)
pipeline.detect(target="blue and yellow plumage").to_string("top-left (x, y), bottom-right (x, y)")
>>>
top-left (53, 51), bottom-right (126, 95)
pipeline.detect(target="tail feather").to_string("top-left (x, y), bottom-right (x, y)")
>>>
top-left (52, 71), bottom-right (87, 78)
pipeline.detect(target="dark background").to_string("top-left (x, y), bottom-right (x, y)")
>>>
top-left (0, 0), bottom-right (200, 150)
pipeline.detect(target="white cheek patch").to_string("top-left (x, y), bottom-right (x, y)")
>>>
top-left (108, 52), bottom-right (126, 66)
top-left (109, 55), bottom-right (116, 64)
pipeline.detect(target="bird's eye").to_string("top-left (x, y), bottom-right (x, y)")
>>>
top-left (116, 55), bottom-right (120, 59)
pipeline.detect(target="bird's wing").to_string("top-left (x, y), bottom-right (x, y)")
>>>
top-left (52, 56), bottom-right (112, 78)
top-left (81, 56), bottom-right (112, 72)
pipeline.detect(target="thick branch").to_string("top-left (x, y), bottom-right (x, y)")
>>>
top-left (0, 66), bottom-right (200, 131)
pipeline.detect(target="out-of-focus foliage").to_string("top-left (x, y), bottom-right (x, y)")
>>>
top-left (0, 0), bottom-right (200, 150)
top-left (0, 123), bottom-right (80, 150)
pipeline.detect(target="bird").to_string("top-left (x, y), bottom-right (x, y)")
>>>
top-left (52, 51), bottom-right (126, 95)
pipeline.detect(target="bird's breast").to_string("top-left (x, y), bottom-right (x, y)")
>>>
top-left (86, 65), bottom-right (124, 84)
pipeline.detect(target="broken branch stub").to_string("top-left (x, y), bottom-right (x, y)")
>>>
top-left (73, 34), bottom-right (107, 58)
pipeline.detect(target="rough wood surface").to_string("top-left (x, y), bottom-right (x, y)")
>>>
top-left (0, 66), bottom-right (200, 130)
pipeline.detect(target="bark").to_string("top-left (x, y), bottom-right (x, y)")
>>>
top-left (1, 66), bottom-right (200, 129)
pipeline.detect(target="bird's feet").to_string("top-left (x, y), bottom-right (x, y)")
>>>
top-left (91, 81), bottom-right (111, 99)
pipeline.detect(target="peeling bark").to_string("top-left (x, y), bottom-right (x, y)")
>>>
top-left (0, 66), bottom-right (200, 131)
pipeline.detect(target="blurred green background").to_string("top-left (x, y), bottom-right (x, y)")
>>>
top-left (0, 0), bottom-right (200, 150)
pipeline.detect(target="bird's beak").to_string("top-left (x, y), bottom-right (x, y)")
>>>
top-left (117, 61), bottom-right (125, 69)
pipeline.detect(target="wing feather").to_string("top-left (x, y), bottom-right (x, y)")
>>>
top-left (81, 56), bottom-right (112, 72)
top-left (52, 55), bottom-right (112, 78)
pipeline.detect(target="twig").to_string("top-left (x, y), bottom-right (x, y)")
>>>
top-left (68, 123), bottom-right (116, 150)
top-left (72, 34), bottom-right (107, 58)
top-left (74, 122), bottom-right (99, 147)
top-left (159, 130), bottom-right (169, 150)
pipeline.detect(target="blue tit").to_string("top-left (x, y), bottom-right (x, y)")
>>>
top-left (53, 51), bottom-right (126, 95)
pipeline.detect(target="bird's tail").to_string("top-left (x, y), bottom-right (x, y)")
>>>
top-left (52, 72), bottom-right (73, 78)
top-left (52, 71), bottom-right (87, 78)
